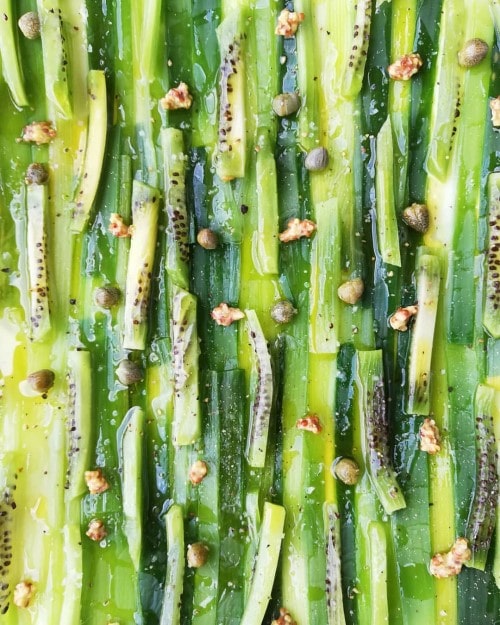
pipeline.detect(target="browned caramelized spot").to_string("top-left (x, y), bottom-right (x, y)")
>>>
top-left (389, 305), bottom-right (419, 331)
top-left (109, 213), bottom-right (132, 238)
top-left (275, 9), bottom-right (305, 38)
top-left (279, 218), bottom-right (317, 242)
top-left (84, 469), bottom-right (110, 495)
top-left (21, 121), bottom-right (56, 145)
top-left (490, 96), bottom-right (500, 127)
top-left (296, 414), bottom-right (322, 434)
top-left (419, 418), bottom-right (441, 454)
top-left (86, 519), bottom-right (107, 542)
top-left (430, 538), bottom-right (471, 578)
top-left (211, 303), bottom-right (245, 327)
top-left (272, 607), bottom-right (297, 625)
top-left (13, 581), bottom-right (35, 608)
top-left (160, 82), bottom-right (193, 110)
top-left (189, 460), bottom-right (208, 485)
top-left (388, 53), bottom-right (423, 81)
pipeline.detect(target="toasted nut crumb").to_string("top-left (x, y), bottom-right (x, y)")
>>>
top-left (430, 538), bottom-right (471, 578)
top-left (25, 163), bottom-right (49, 185)
top-left (196, 228), bottom-right (219, 250)
top-left (21, 121), bottom-right (56, 145)
top-left (402, 203), bottom-right (429, 233)
top-left (94, 285), bottom-right (121, 309)
top-left (13, 581), bottom-right (35, 608)
top-left (86, 519), bottom-right (107, 542)
top-left (272, 607), bottom-right (297, 625)
top-left (271, 300), bottom-right (297, 324)
top-left (109, 213), bottom-right (132, 238)
top-left (388, 53), bottom-right (423, 80)
top-left (389, 305), bottom-right (419, 331)
top-left (337, 278), bottom-right (364, 305)
top-left (211, 303), bottom-right (245, 326)
top-left (279, 218), bottom-right (317, 242)
top-left (490, 97), bottom-right (500, 127)
top-left (187, 542), bottom-right (209, 568)
top-left (189, 460), bottom-right (208, 485)
top-left (458, 38), bottom-right (489, 68)
top-left (296, 414), bottom-right (322, 434)
top-left (26, 369), bottom-right (55, 394)
top-left (275, 9), bottom-right (305, 38)
top-left (419, 418), bottom-right (441, 454)
top-left (18, 12), bottom-right (40, 39)
top-left (160, 82), bottom-right (193, 110)
top-left (85, 469), bottom-right (110, 495)
top-left (332, 457), bottom-right (360, 485)
top-left (116, 359), bottom-right (144, 386)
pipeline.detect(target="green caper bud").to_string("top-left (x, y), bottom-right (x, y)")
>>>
top-left (271, 300), bottom-right (297, 324)
top-left (26, 369), bottom-right (55, 394)
top-left (337, 278), bottom-right (364, 305)
top-left (25, 163), bottom-right (49, 186)
top-left (402, 203), bottom-right (429, 233)
top-left (116, 359), bottom-right (143, 385)
top-left (272, 92), bottom-right (301, 117)
top-left (18, 12), bottom-right (41, 39)
top-left (94, 285), bottom-right (121, 309)
top-left (304, 147), bottom-right (329, 172)
top-left (332, 457), bottom-right (360, 486)
top-left (458, 38), bottom-right (489, 68)
top-left (196, 228), bottom-right (219, 250)
top-left (187, 542), bottom-right (209, 568)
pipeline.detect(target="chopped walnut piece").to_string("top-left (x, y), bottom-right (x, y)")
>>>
top-left (419, 418), bottom-right (441, 454)
top-left (279, 218), bottom-right (317, 243)
top-left (389, 305), bottom-right (419, 331)
top-left (189, 460), bottom-right (208, 485)
top-left (272, 607), bottom-right (297, 625)
top-left (109, 213), bottom-right (132, 238)
top-left (160, 82), bottom-right (193, 110)
top-left (211, 303), bottom-right (245, 327)
top-left (21, 121), bottom-right (56, 145)
top-left (388, 53), bottom-right (423, 81)
top-left (85, 469), bottom-right (110, 495)
top-left (296, 414), bottom-right (322, 434)
top-left (86, 518), bottom-right (107, 542)
top-left (13, 581), bottom-right (35, 608)
top-left (430, 538), bottom-right (471, 578)
top-left (275, 9), bottom-right (305, 38)
top-left (490, 96), bottom-right (500, 127)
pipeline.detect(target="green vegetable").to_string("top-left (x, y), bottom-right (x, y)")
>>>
top-left (356, 349), bottom-right (406, 515)
top-left (123, 180), bottom-right (160, 351)
top-left (0, 0), bottom-right (28, 106)
top-left (0, 1), bottom-right (499, 624)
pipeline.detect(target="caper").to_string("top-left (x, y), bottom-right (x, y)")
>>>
top-left (187, 542), bottom-right (209, 568)
top-left (272, 92), bottom-right (301, 117)
top-left (116, 359), bottom-right (143, 386)
top-left (25, 163), bottom-right (49, 186)
top-left (26, 369), bottom-right (55, 394)
top-left (337, 278), bottom-right (364, 305)
top-left (18, 12), bottom-right (41, 39)
top-left (458, 38), bottom-right (489, 68)
top-left (196, 228), bottom-right (219, 250)
top-left (402, 203), bottom-right (429, 233)
top-left (332, 457), bottom-right (360, 486)
top-left (94, 285), bottom-right (121, 309)
top-left (304, 147), bottom-right (329, 172)
top-left (270, 300), bottom-right (297, 324)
